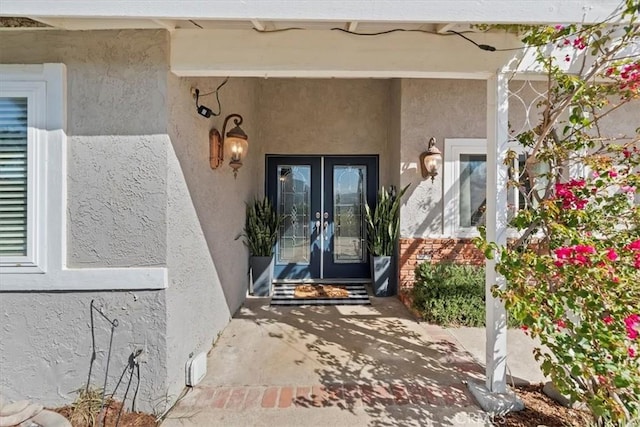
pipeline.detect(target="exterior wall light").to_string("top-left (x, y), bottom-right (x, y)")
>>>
top-left (209, 113), bottom-right (248, 178)
top-left (419, 137), bottom-right (442, 183)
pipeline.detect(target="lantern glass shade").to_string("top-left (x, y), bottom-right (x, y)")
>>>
top-left (224, 136), bottom-right (249, 162)
top-left (423, 154), bottom-right (441, 176)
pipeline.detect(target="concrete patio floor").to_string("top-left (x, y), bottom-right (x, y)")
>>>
top-left (162, 296), bottom-right (542, 427)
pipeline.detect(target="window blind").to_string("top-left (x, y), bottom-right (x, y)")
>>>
top-left (0, 97), bottom-right (28, 256)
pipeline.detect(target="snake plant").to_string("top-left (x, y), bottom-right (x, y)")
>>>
top-left (241, 197), bottom-right (282, 257)
top-left (364, 185), bottom-right (410, 256)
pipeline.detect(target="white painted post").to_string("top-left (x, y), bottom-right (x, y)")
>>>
top-left (485, 71), bottom-right (509, 394)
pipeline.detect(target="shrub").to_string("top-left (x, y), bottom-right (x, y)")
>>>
top-left (411, 263), bottom-right (487, 327)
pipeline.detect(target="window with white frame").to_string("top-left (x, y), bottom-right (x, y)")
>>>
top-left (443, 138), bottom-right (531, 237)
top-left (0, 77), bottom-right (48, 272)
top-left (0, 64), bottom-right (167, 291)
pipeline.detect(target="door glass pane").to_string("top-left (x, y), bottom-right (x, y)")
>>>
top-left (459, 154), bottom-right (487, 228)
top-left (333, 165), bottom-right (366, 263)
top-left (277, 165), bottom-right (311, 264)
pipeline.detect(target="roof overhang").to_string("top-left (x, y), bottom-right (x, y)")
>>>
top-left (0, 1), bottom-right (625, 25)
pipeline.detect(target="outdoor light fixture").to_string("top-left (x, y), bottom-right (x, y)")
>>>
top-left (209, 113), bottom-right (249, 178)
top-left (419, 137), bottom-right (442, 183)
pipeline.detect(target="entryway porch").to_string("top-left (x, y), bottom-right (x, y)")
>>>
top-left (162, 297), bottom-right (541, 426)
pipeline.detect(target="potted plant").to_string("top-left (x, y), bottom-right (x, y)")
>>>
top-left (364, 185), bottom-right (409, 297)
top-left (241, 197), bottom-right (281, 296)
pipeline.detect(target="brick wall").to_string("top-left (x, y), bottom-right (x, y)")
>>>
top-left (398, 238), bottom-right (485, 291)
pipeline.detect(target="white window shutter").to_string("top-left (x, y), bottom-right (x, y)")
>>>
top-left (0, 97), bottom-right (28, 256)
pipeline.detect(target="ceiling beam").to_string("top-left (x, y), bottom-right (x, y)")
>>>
top-left (151, 19), bottom-right (176, 32)
top-left (436, 23), bottom-right (456, 34)
top-left (31, 17), bottom-right (69, 29)
top-left (250, 19), bottom-right (265, 31)
top-left (170, 28), bottom-right (522, 78)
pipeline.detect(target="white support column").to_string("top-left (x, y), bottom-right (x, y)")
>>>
top-left (485, 71), bottom-right (510, 394)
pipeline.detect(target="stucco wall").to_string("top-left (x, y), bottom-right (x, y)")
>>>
top-left (165, 75), bottom-right (258, 399)
top-left (0, 292), bottom-right (168, 412)
top-left (400, 79), bottom-right (486, 238)
top-left (0, 30), bottom-right (169, 267)
top-left (388, 79), bottom-right (402, 190)
top-left (255, 78), bottom-right (392, 188)
top-left (399, 78), bottom-right (640, 239)
top-left (0, 30), bottom-right (170, 412)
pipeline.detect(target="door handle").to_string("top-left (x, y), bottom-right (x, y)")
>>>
top-left (323, 221), bottom-right (329, 241)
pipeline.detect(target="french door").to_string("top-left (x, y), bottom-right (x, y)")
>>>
top-left (266, 156), bottom-right (378, 280)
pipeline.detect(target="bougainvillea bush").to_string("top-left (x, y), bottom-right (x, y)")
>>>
top-left (478, 1), bottom-right (640, 424)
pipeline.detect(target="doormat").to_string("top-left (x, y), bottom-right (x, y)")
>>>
top-left (270, 283), bottom-right (371, 306)
top-left (294, 284), bottom-right (349, 298)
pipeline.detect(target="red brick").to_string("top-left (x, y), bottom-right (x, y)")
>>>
top-left (405, 383), bottom-right (429, 405)
top-left (372, 384), bottom-right (395, 406)
top-left (441, 385), bottom-right (473, 407)
top-left (211, 387), bottom-right (231, 409)
top-left (191, 387), bottom-right (216, 407)
top-left (225, 388), bottom-right (246, 410)
top-left (390, 383), bottom-right (410, 405)
top-left (278, 386), bottom-right (294, 408)
top-left (360, 384), bottom-right (375, 406)
top-left (295, 386), bottom-right (310, 400)
top-left (311, 385), bottom-right (327, 407)
top-left (243, 388), bottom-right (263, 410)
top-left (342, 383), bottom-right (361, 408)
top-left (261, 387), bottom-right (279, 408)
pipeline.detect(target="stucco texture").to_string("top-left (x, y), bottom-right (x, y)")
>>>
top-left (400, 79), bottom-right (486, 238)
top-left (398, 78), bottom-right (640, 239)
top-left (0, 30), bottom-right (177, 413)
top-left (165, 75), bottom-right (259, 400)
top-left (0, 29), bottom-right (169, 267)
top-left (0, 291), bottom-right (167, 412)
top-left (255, 78), bottom-right (392, 187)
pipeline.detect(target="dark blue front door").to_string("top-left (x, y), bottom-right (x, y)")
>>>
top-left (266, 156), bottom-right (378, 280)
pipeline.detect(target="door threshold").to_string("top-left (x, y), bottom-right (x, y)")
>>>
top-left (273, 278), bottom-right (371, 284)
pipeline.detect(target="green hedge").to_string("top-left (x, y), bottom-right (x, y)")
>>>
top-left (411, 262), bottom-right (486, 327)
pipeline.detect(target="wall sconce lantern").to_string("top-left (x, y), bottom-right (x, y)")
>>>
top-left (419, 137), bottom-right (442, 183)
top-left (209, 113), bottom-right (249, 178)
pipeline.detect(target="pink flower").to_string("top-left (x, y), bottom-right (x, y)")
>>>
top-left (609, 169), bottom-right (618, 178)
top-left (555, 247), bottom-right (573, 259)
top-left (564, 54), bottom-right (571, 62)
top-left (574, 199), bottom-right (588, 210)
top-left (629, 347), bottom-right (636, 358)
top-left (623, 149), bottom-right (632, 158)
top-left (627, 240), bottom-right (640, 251)
top-left (606, 249), bottom-right (618, 261)
top-left (575, 245), bottom-right (596, 255)
top-left (556, 319), bottom-right (566, 330)
top-left (555, 24), bottom-right (565, 31)
top-left (624, 314), bottom-right (640, 339)
top-left (572, 37), bottom-right (586, 50)
top-left (621, 185), bottom-right (636, 193)
top-left (573, 254), bottom-right (589, 265)
top-left (603, 315), bottom-right (614, 325)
